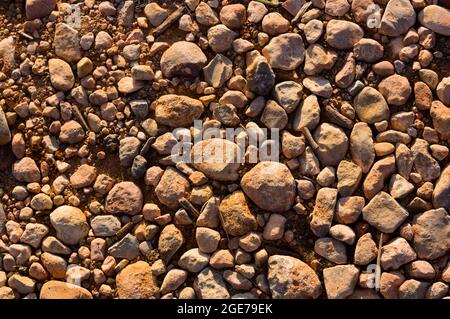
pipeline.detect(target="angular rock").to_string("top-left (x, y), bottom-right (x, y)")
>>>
top-left (314, 237), bottom-right (347, 264)
top-left (323, 265), bottom-right (359, 299)
top-left (219, 191), bottom-right (258, 236)
top-left (310, 187), bottom-right (338, 237)
top-left (107, 234), bottom-right (139, 260)
top-left (158, 224), bottom-right (184, 263)
top-left (362, 191), bottom-right (409, 233)
top-left (293, 95), bottom-right (321, 131)
top-left (203, 54), bottom-right (232, 88)
top-left (313, 123), bottom-right (348, 167)
top-left (379, 0), bottom-right (416, 37)
top-left (194, 268), bottom-right (230, 299)
top-left (381, 237), bottom-right (417, 270)
top-left (337, 160), bottom-right (362, 196)
top-left (54, 23), bottom-right (81, 63)
top-left (262, 33), bottom-right (305, 71)
top-left (155, 167), bottom-right (190, 210)
top-left (363, 155), bottom-right (396, 199)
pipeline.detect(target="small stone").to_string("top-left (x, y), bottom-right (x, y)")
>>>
top-left (398, 279), bottom-right (429, 299)
top-left (70, 164), bottom-right (97, 189)
top-left (389, 174), bottom-right (414, 199)
top-left (219, 4), bottom-right (246, 29)
top-left (155, 167), bottom-right (190, 210)
top-left (91, 215), bottom-right (121, 237)
top-left (304, 19), bottom-right (323, 43)
top-left (54, 23), bottom-right (81, 63)
top-left (314, 237), bottom-right (347, 264)
top-left (353, 38), bottom-right (384, 63)
top-left (160, 269), bottom-right (188, 295)
top-left (260, 100), bottom-right (288, 129)
top-left (313, 123), bottom-right (349, 166)
top-left (50, 206), bottom-right (89, 245)
top-left (379, 0), bottom-right (416, 37)
top-left (20, 223), bottom-right (48, 248)
top-left (302, 76), bottom-right (332, 98)
top-left (354, 233), bottom-right (377, 265)
top-left (247, 1), bottom-right (268, 23)
top-left (144, 3), bottom-right (168, 27)
top-left (179, 248), bottom-right (210, 273)
top-left (60, 121), bottom-right (84, 144)
top-left (207, 24), bottom-right (237, 53)
top-left (363, 155), bottom-right (396, 199)
top-left (261, 12), bottom-right (290, 35)
top-left (354, 87), bottom-right (390, 124)
top-left (310, 187), bottom-right (338, 237)
top-left (117, 77), bottom-right (144, 94)
top-left (105, 182), bottom-right (143, 215)
top-left (273, 81), bottom-right (303, 113)
top-left (335, 196), bottom-right (365, 224)
top-left (116, 261), bottom-right (158, 299)
top-left (241, 162), bottom-right (296, 213)
top-left (48, 59), bottom-right (74, 91)
top-left (219, 191), bottom-right (258, 236)
top-left (378, 74), bottom-right (412, 106)
top-left (362, 191), bottom-right (408, 233)
top-left (412, 208), bottom-right (450, 260)
top-left (262, 33), bottom-right (305, 71)
top-left (160, 41), bottom-right (207, 78)
top-left (293, 95), bottom-right (321, 131)
top-left (268, 255), bottom-right (322, 299)
top-left (323, 265), bottom-right (359, 299)
top-left (194, 268), bottom-right (230, 299)
top-left (337, 160), bottom-right (362, 196)
top-left (108, 234), bottom-right (139, 260)
top-left (158, 224), bottom-right (184, 263)
top-left (325, 19), bottom-right (364, 50)
top-left (381, 237), bottom-right (417, 270)
top-left (40, 281), bottom-right (92, 299)
top-left (196, 227), bottom-right (220, 254)
top-left (203, 54), bottom-right (232, 88)
top-left (155, 94), bottom-right (204, 128)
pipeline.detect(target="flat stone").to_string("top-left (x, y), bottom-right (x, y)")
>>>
top-left (325, 19), bottom-right (364, 50)
top-left (117, 77), bottom-right (144, 94)
top-left (418, 5), bottom-right (450, 36)
top-left (302, 76), bottom-right (332, 98)
top-left (381, 237), bottom-right (417, 270)
top-left (178, 248), bottom-right (210, 273)
top-left (203, 54), bottom-right (232, 88)
top-left (362, 191), bottom-right (409, 233)
top-left (273, 81), bottom-right (303, 113)
top-left (194, 267), bottom-right (230, 299)
top-left (191, 138), bottom-right (241, 182)
top-left (159, 224), bottom-right (184, 263)
top-left (70, 164), bottom-right (97, 189)
top-left (155, 94), bottom-right (204, 128)
top-left (107, 234), bottom-right (139, 259)
top-left (313, 123), bottom-right (349, 166)
top-left (323, 265), bottom-right (359, 299)
top-left (262, 33), bottom-right (305, 71)
top-left (219, 191), bottom-right (258, 236)
top-left (91, 215), bottom-right (121, 237)
top-left (310, 187), bottom-right (338, 237)
top-left (54, 23), bottom-right (81, 63)
top-left (292, 95), bottom-right (321, 131)
top-left (116, 261), bottom-right (158, 299)
top-left (337, 160), bottom-right (362, 196)
top-left (412, 208), bottom-right (450, 260)
top-left (314, 237), bottom-right (347, 264)
top-left (353, 87), bottom-right (390, 124)
top-left (40, 281), bottom-right (92, 299)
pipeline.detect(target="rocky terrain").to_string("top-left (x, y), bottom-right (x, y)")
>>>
top-left (0, 0), bottom-right (449, 299)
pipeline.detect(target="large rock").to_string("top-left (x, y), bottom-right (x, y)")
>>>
top-left (48, 59), bottom-right (74, 91)
top-left (433, 164), bottom-right (450, 212)
top-left (50, 206), bottom-right (89, 245)
top-left (26, 0), bottom-right (56, 19)
top-left (116, 261), bottom-right (158, 299)
top-left (40, 281), bottom-right (92, 299)
top-left (268, 255), bottom-right (322, 299)
top-left (105, 182), bottom-right (143, 215)
top-left (155, 167), bottom-right (190, 210)
top-left (241, 162), bottom-right (296, 213)
top-left (155, 94), bottom-right (204, 128)
top-left (0, 107), bottom-right (11, 145)
top-left (313, 123), bottom-right (349, 167)
top-left (262, 33), bottom-right (305, 71)
top-left (54, 23), bottom-right (81, 63)
top-left (412, 208), bottom-right (450, 260)
top-left (418, 5), bottom-right (450, 36)
top-left (362, 192), bottom-right (409, 233)
top-left (191, 138), bottom-right (241, 182)
top-left (325, 20), bottom-right (364, 50)
top-left (379, 0), bottom-right (416, 37)
top-left (218, 191), bottom-right (258, 236)
top-left (354, 87), bottom-right (390, 124)
top-left (160, 41), bottom-right (207, 78)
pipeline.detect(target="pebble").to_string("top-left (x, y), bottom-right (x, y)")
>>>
top-left (50, 206), bottom-right (89, 245)
top-left (323, 265), bottom-right (359, 299)
top-left (116, 261), bottom-right (158, 299)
